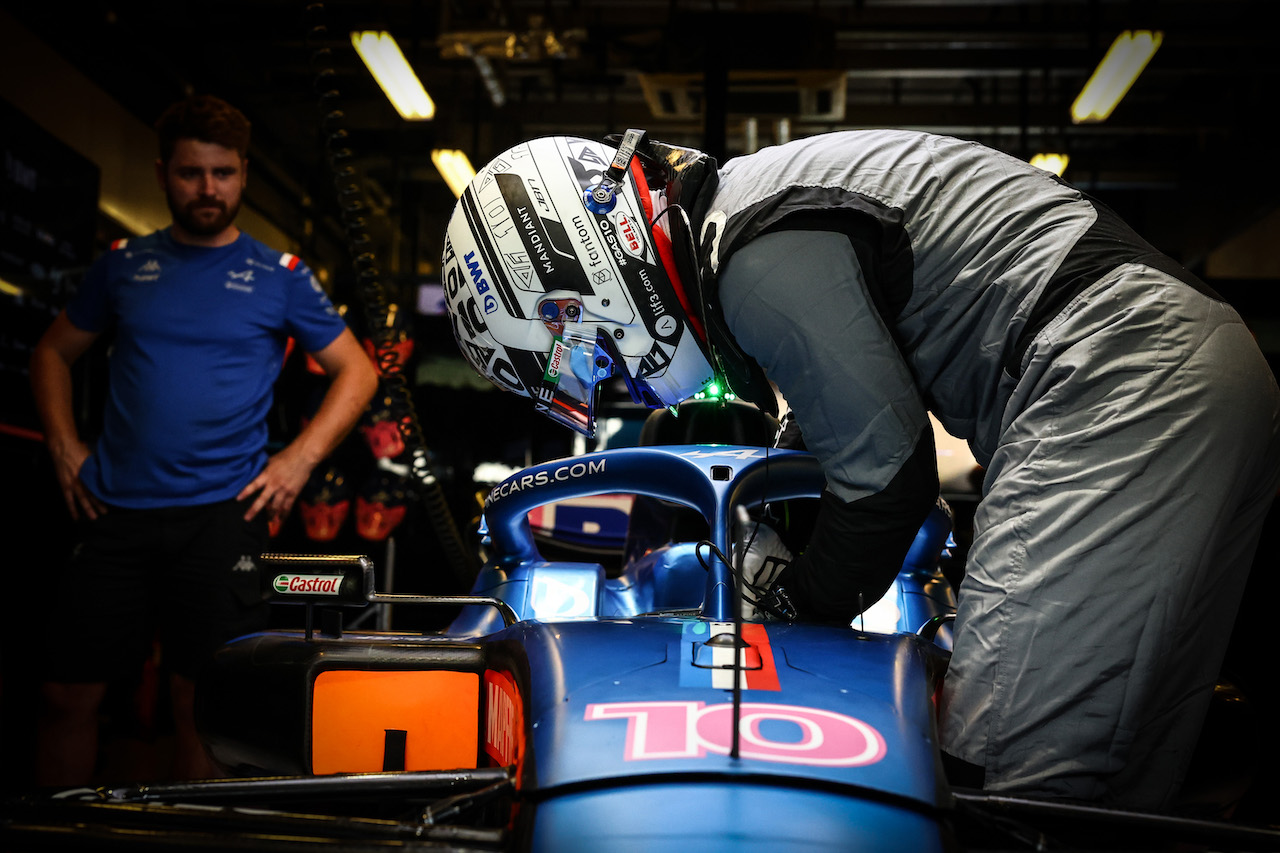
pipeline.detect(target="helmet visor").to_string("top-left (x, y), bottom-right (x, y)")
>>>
top-left (535, 326), bottom-right (620, 437)
top-left (535, 326), bottom-right (666, 437)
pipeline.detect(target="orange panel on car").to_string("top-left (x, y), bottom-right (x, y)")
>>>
top-left (311, 670), bottom-right (480, 774)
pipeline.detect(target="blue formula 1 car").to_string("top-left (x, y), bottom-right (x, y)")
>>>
top-left (5, 445), bottom-right (1276, 851)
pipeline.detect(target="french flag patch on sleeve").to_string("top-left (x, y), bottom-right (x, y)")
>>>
top-left (110, 238), bottom-right (129, 251)
top-left (279, 252), bottom-right (302, 271)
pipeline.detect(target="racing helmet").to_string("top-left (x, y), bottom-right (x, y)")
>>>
top-left (441, 130), bottom-right (718, 437)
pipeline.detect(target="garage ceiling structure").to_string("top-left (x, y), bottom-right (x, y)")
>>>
top-left (5, 0), bottom-right (1278, 297)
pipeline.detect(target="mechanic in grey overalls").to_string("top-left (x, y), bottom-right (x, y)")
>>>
top-left (442, 129), bottom-right (1280, 811)
top-left (710, 129), bottom-right (1280, 811)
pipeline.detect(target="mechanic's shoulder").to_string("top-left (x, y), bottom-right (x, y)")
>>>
top-left (106, 228), bottom-right (170, 252)
top-left (94, 229), bottom-right (169, 272)
top-left (239, 233), bottom-right (315, 278)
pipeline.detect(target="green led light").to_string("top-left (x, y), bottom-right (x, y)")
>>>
top-left (692, 381), bottom-right (734, 404)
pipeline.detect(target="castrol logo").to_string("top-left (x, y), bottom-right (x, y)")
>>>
top-left (545, 339), bottom-right (567, 380)
top-left (272, 574), bottom-right (342, 595)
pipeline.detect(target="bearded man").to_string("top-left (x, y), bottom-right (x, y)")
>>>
top-left (29, 95), bottom-right (377, 783)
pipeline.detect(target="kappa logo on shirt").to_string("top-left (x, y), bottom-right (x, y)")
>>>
top-left (225, 268), bottom-right (255, 293)
top-left (132, 258), bottom-right (162, 282)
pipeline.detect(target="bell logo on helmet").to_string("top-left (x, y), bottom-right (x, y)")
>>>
top-left (611, 211), bottom-right (645, 259)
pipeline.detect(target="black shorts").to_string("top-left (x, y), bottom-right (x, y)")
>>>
top-left (41, 498), bottom-right (269, 683)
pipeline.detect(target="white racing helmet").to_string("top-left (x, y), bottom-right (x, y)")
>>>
top-left (441, 131), bottom-right (717, 437)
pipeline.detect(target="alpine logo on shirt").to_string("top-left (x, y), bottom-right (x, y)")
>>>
top-left (225, 268), bottom-right (255, 293)
top-left (132, 258), bottom-right (162, 282)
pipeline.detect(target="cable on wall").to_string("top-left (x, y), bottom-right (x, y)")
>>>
top-left (304, 2), bottom-right (477, 587)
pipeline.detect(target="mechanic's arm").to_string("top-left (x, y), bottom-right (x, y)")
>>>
top-left (30, 312), bottom-right (108, 521)
top-left (717, 228), bottom-right (938, 623)
top-left (237, 328), bottom-right (378, 521)
top-left (783, 427), bottom-right (937, 622)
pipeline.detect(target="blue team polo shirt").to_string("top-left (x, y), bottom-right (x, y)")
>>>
top-left (66, 228), bottom-right (348, 508)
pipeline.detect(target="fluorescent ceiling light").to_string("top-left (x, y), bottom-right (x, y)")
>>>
top-left (351, 31), bottom-right (435, 120)
top-left (432, 149), bottom-right (476, 197)
top-left (1071, 30), bottom-right (1163, 124)
top-left (1029, 153), bottom-right (1070, 176)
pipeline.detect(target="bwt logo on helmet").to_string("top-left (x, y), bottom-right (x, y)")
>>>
top-left (464, 251), bottom-right (499, 315)
top-left (272, 574), bottom-right (343, 595)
